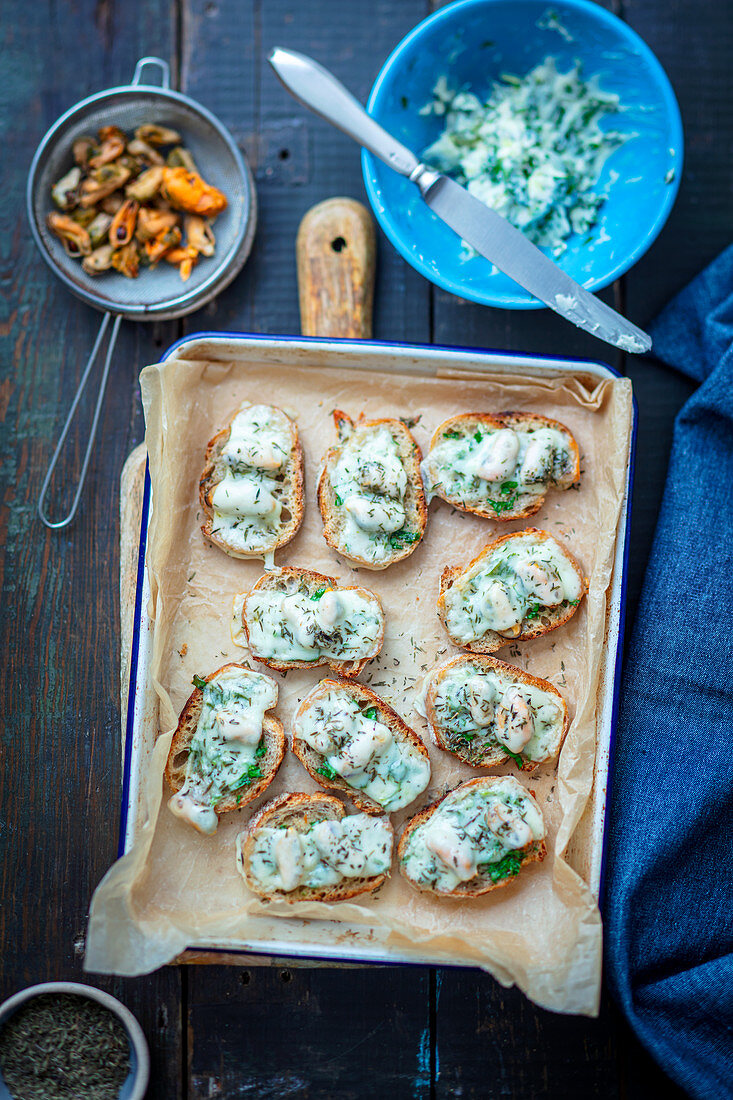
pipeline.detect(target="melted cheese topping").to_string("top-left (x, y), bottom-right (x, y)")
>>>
top-left (168, 668), bottom-right (277, 835)
top-left (242, 813), bottom-right (392, 893)
top-left (328, 426), bottom-right (415, 565)
top-left (244, 579), bottom-right (383, 665)
top-left (294, 686), bottom-right (430, 812)
top-left (401, 777), bottom-right (545, 892)
top-left (442, 533), bottom-right (583, 645)
top-left (210, 404), bottom-right (293, 555)
top-left (429, 661), bottom-right (564, 762)
top-left (422, 423), bottom-right (574, 509)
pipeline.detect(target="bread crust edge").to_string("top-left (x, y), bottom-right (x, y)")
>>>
top-left (424, 653), bottom-right (569, 771)
top-left (237, 791), bottom-right (393, 902)
top-left (291, 677), bottom-right (431, 815)
top-left (397, 776), bottom-right (547, 897)
top-left (199, 404), bottom-right (305, 559)
top-left (241, 567), bottom-right (385, 678)
top-left (164, 663), bottom-right (285, 820)
top-left (317, 413), bottom-right (428, 570)
top-left (436, 528), bottom-right (588, 653)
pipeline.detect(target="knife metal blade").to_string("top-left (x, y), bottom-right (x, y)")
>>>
top-left (268, 47), bottom-right (651, 354)
top-left (418, 171), bottom-right (650, 352)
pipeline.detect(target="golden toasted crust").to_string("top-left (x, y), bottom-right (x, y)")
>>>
top-left (397, 776), bottom-right (546, 897)
top-left (436, 528), bottom-right (587, 653)
top-left (317, 411), bottom-right (427, 570)
top-left (423, 654), bottom-right (569, 771)
top-left (165, 663), bottom-right (285, 817)
top-left (291, 678), bottom-right (431, 815)
top-left (236, 791), bottom-right (393, 902)
top-left (426, 411), bottom-right (580, 521)
top-left (241, 567), bottom-right (385, 677)
top-left (200, 403), bottom-right (305, 559)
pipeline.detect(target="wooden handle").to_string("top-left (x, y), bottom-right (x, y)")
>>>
top-left (296, 197), bottom-right (376, 338)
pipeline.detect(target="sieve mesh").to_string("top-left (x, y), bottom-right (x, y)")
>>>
top-left (30, 87), bottom-right (255, 320)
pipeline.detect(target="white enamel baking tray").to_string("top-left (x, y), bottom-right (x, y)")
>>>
top-left (119, 334), bottom-right (634, 966)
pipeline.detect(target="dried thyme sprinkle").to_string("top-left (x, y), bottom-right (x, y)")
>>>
top-left (0, 993), bottom-right (130, 1099)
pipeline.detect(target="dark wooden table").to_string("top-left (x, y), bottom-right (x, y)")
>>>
top-left (3, 0), bottom-right (731, 1095)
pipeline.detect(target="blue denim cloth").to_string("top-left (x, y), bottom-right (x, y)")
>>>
top-left (604, 244), bottom-right (733, 1100)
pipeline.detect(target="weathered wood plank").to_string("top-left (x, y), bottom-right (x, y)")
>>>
top-left (435, 981), bottom-right (619, 1098)
top-left (187, 965), bottom-right (432, 1099)
top-left (619, 0), bottom-right (733, 621)
top-left (621, 0), bottom-right (733, 314)
top-left (180, 0), bottom-right (431, 341)
top-left (0, 1), bottom-right (181, 1095)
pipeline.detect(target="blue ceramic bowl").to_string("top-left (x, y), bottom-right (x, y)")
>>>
top-left (362, 0), bottom-right (683, 308)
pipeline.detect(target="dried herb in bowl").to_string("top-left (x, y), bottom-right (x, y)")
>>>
top-left (0, 993), bottom-right (130, 1099)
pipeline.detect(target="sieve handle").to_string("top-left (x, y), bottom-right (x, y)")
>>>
top-left (131, 56), bottom-right (171, 90)
top-left (38, 312), bottom-right (123, 530)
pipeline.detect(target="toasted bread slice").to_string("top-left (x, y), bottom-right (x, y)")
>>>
top-left (398, 775), bottom-right (546, 897)
top-left (166, 663), bottom-right (285, 834)
top-left (421, 654), bottom-right (569, 771)
top-left (241, 567), bottom-right (385, 677)
top-left (236, 792), bottom-right (394, 902)
top-left (437, 528), bottom-right (587, 653)
top-left (292, 678), bottom-right (431, 815)
top-left (200, 402), bottom-right (304, 559)
top-left (423, 411), bottom-right (580, 521)
top-left (317, 411), bottom-right (427, 569)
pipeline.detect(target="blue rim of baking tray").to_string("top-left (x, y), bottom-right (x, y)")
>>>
top-left (117, 332), bottom-right (637, 963)
top-left (119, 461), bottom-right (151, 859)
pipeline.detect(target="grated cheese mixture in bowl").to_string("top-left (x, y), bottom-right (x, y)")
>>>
top-left (420, 59), bottom-right (627, 258)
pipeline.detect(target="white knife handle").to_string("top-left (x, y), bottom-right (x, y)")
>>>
top-left (268, 47), bottom-right (420, 178)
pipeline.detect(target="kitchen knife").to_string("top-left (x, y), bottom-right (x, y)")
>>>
top-left (268, 46), bottom-right (651, 354)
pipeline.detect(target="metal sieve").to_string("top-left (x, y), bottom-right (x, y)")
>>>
top-left (27, 57), bottom-right (257, 528)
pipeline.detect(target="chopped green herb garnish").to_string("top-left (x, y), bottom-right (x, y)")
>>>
top-left (483, 851), bottom-right (523, 882)
top-left (473, 430), bottom-right (483, 443)
top-left (334, 493), bottom-right (343, 506)
top-left (192, 674), bottom-right (207, 690)
top-left (567, 598), bottom-right (580, 606)
top-left (310, 587), bottom-right (326, 600)
top-left (232, 763), bottom-right (264, 791)
top-left (388, 529), bottom-right (420, 549)
top-left (316, 762), bottom-right (337, 780)
top-left (488, 495), bottom-right (517, 514)
top-left (443, 429), bottom-right (461, 439)
top-left (255, 738), bottom-right (267, 759)
top-left (525, 604), bottom-right (541, 620)
top-left (500, 480), bottom-right (518, 493)
top-left (503, 747), bottom-right (524, 767)
top-left (363, 706), bottom-right (378, 720)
